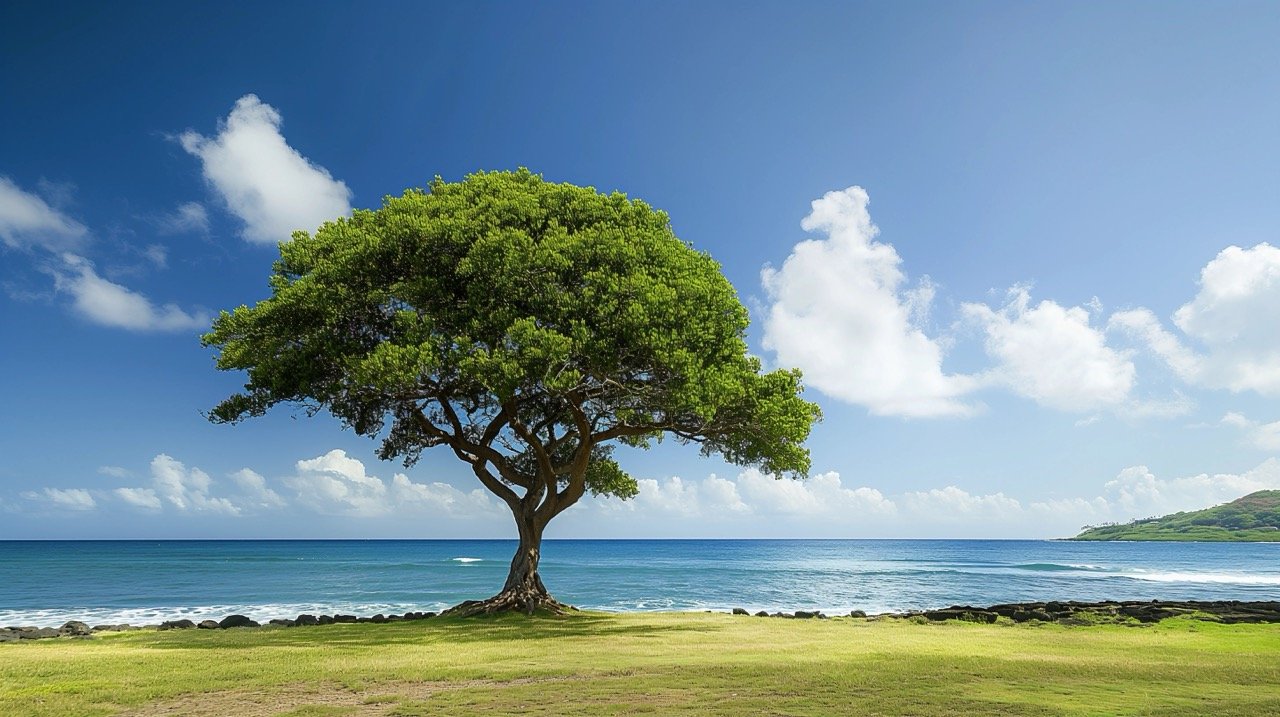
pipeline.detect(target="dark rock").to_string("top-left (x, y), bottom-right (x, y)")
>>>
top-left (772, 612), bottom-right (790, 618)
top-left (422, 611), bottom-right (437, 619)
top-left (878, 600), bottom-right (1280, 625)
top-left (387, 615), bottom-right (403, 622)
top-left (268, 619), bottom-right (295, 627)
top-left (754, 611), bottom-right (769, 617)
top-left (794, 610), bottom-right (818, 619)
top-left (20, 627), bottom-right (59, 639)
top-left (0, 632), bottom-right (16, 643)
top-left (849, 610), bottom-right (867, 618)
top-left (318, 615), bottom-right (334, 625)
top-left (356, 617), bottom-right (373, 623)
top-left (160, 619), bottom-right (196, 630)
top-left (197, 620), bottom-right (220, 630)
top-left (1011, 610), bottom-right (1053, 622)
top-left (59, 621), bottom-right (91, 636)
top-left (732, 607), bottom-right (749, 616)
top-left (333, 614), bottom-right (357, 623)
top-left (218, 614), bottom-right (258, 629)
top-left (371, 614), bottom-right (388, 623)
top-left (924, 609), bottom-right (998, 624)
top-left (295, 614), bottom-right (319, 626)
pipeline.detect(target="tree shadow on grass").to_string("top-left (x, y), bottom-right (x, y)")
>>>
top-left (132, 612), bottom-right (713, 650)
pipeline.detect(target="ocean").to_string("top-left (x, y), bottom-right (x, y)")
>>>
top-left (2, 539), bottom-right (1278, 627)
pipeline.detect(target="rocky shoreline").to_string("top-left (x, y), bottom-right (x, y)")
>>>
top-left (0, 610), bottom-right (439, 643)
top-left (4, 600), bottom-right (1279, 643)
top-left (734, 599), bottom-right (1280, 625)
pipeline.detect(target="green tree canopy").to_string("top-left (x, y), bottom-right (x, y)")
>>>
top-left (204, 169), bottom-right (821, 613)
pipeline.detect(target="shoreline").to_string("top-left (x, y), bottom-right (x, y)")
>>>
top-left (5, 599), bottom-right (1280, 642)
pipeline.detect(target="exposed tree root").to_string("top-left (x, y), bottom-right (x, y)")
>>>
top-left (442, 584), bottom-right (577, 617)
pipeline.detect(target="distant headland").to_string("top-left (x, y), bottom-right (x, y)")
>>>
top-left (1071, 490), bottom-right (1280, 541)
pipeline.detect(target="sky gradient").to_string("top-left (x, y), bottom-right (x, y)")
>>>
top-left (3, 1), bottom-right (1280, 539)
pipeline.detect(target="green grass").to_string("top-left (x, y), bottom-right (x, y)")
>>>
top-left (2, 613), bottom-right (1279, 716)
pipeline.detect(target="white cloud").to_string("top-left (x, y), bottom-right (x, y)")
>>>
top-left (142, 244), bottom-right (168, 268)
top-left (155, 202), bottom-right (209, 235)
top-left (569, 457), bottom-right (1280, 538)
top-left (1221, 412), bottom-right (1280, 451)
top-left (901, 485), bottom-right (1023, 519)
top-left (180, 94), bottom-right (352, 245)
top-left (284, 449), bottom-right (500, 518)
top-left (149, 454), bottom-right (240, 515)
top-left (229, 468), bottom-right (287, 509)
top-left (1100, 459), bottom-right (1280, 517)
top-left (0, 176), bottom-right (88, 251)
top-left (1108, 245), bottom-right (1280, 399)
top-left (22, 487), bottom-right (96, 511)
top-left (97, 465), bottom-right (132, 479)
top-left (114, 487), bottom-right (162, 511)
top-left (737, 469), bottom-right (895, 516)
top-left (390, 473), bottom-right (499, 515)
top-left (762, 186), bottom-right (978, 417)
top-left (1170, 243), bottom-right (1280, 394)
top-left (52, 254), bottom-right (208, 332)
top-left (962, 287), bottom-right (1136, 412)
top-left (1107, 308), bottom-right (1202, 381)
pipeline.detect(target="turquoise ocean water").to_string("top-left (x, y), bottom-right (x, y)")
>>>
top-left (1, 540), bottom-right (1277, 627)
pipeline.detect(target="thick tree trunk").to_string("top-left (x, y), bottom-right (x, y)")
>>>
top-left (443, 510), bottom-right (575, 616)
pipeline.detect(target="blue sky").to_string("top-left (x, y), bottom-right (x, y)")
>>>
top-left (3, 1), bottom-right (1280, 539)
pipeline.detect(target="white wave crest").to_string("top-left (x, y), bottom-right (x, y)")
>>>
top-left (1122, 571), bottom-right (1280, 585)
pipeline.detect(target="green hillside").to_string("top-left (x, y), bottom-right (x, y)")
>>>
top-left (1072, 490), bottom-right (1280, 541)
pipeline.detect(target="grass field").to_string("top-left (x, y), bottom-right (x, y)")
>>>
top-left (2, 612), bottom-right (1278, 717)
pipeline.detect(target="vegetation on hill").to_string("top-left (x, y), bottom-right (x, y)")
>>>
top-left (1072, 490), bottom-right (1280, 541)
top-left (2, 613), bottom-right (1280, 716)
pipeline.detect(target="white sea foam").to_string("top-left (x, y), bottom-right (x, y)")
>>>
top-left (0, 602), bottom-right (452, 629)
top-left (1120, 571), bottom-right (1280, 585)
top-left (451, 557), bottom-right (483, 563)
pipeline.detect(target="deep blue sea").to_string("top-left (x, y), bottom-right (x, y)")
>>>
top-left (2, 540), bottom-right (1278, 627)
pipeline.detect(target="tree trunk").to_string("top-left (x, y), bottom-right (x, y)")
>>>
top-left (442, 509), bottom-right (575, 617)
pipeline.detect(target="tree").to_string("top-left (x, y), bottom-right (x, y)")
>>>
top-left (203, 169), bottom-right (821, 615)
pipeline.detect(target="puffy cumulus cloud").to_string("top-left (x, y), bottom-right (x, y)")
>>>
top-left (1107, 245), bottom-right (1280, 399)
top-left (762, 186), bottom-right (978, 417)
top-left (114, 487), bottom-right (161, 511)
top-left (901, 485), bottom-right (1022, 519)
top-left (597, 475), bottom-right (750, 518)
top-left (284, 449), bottom-right (501, 518)
top-left (390, 474), bottom-right (499, 516)
top-left (180, 95), bottom-right (352, 245)
top-left (149, 454), bottom-right (240, 515)
top-left (586, 470), bottom-right (895, 532)
top-left (21, 487), bottom-right (96, 511)
top-left (51, 254), bottom-right (208, 332)
top-left (1221, 413), bottom-right (1280, 451)
top-left (229, 469), bottom-right (287, 509)
top-left (0, 176), bottom-right (87, 251)
top-left (737, 469), bottom-right (895, 516)
top-left (1170, 243), bottom-right (1280, 394)
top-left (573, 459), bottom-right (1280, 538)
top-left (962, 287), bottom-right (1136, 412)
top-left (1100, 459), bottom-right (1280, 517)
